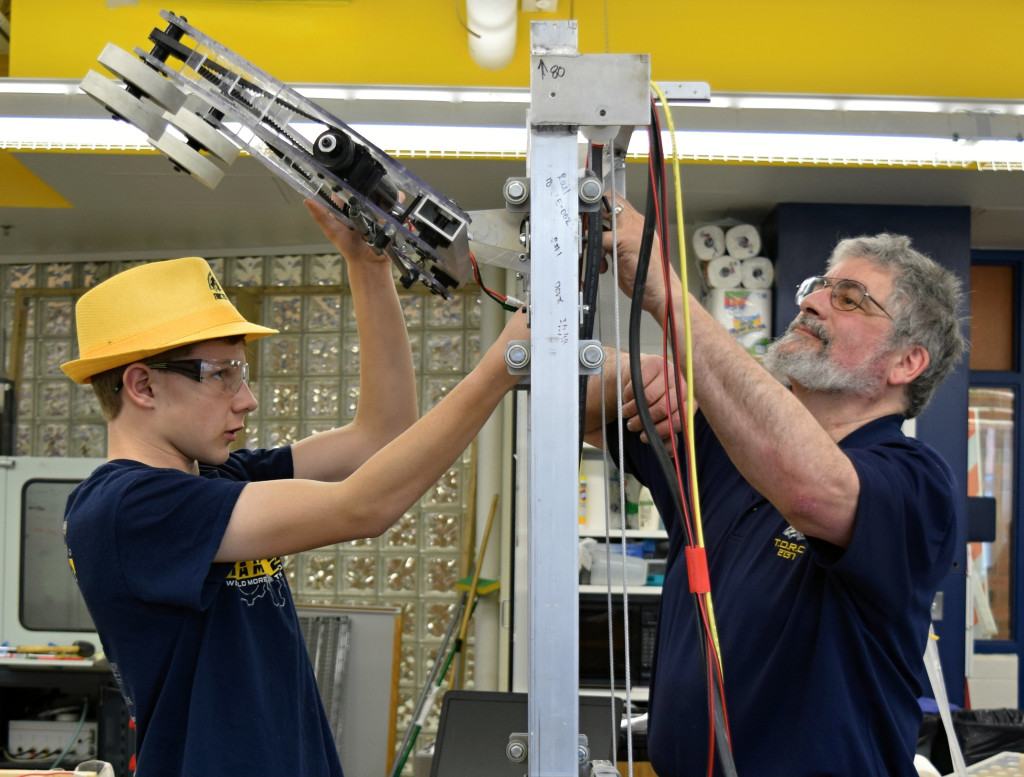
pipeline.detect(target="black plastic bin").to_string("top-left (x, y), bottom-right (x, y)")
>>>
top-left (927, 708), bottom-right (1024, 772)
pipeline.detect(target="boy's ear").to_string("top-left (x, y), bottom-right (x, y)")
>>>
top-left (120, 363), bottom-right (156, 407)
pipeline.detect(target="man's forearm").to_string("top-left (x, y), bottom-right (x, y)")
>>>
top-left (672, 287), bottom-right (860, 544)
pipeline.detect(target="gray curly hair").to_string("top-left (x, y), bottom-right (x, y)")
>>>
top-left (826, 233), bottom-right (967, 419)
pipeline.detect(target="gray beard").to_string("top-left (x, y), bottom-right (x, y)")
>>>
top-left (762, 317), bottom-right (880, 396)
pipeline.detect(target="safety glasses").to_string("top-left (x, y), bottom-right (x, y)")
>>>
top-left (795, 276), bottom-right (893, 320)
top-left (146, 358), bottom-right (251, 394)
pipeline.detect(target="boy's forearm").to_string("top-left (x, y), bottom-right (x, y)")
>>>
top-left (347, 261), bottom-right (419, 435)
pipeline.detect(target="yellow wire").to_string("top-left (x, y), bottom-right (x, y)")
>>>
top-left (648, 81), bottom-right (725, 675)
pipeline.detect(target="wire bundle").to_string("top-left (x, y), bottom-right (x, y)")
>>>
top-left (602, 85), bottom-right (739, 777)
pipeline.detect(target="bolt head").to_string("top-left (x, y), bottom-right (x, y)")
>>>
top-left (579, 177), bottom-right (603, 203)
top-left (504, 180), bottom-right (528, 204)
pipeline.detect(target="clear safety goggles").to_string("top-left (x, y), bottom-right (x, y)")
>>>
top-left (146, 358), bottom-right (251, 394)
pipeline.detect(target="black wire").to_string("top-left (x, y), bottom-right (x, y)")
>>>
top-left (581, 147), bottom-right (605, 341)
top-left (578, 146), bottom-right (607, 456)
top-left (626, 110), bottom-right (684, 525)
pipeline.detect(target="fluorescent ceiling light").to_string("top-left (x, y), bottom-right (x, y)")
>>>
top-left (452, 90), bottom-right (532, 104)
top-left (3, 100), bottom-right (1024, 170)
top-left (1, 79), bottom-right (1020, 118)
top-left (0, 79), bottom-right (531, 104)
top-left (0, 116), bottom-right (531, 158)
top-left (297, 86), bottom-right (530, 104)
top-left (0, 80), bottom-right (82, 96)
top-left (0, 117), bottom-right (154, 150)
top-left (715, 96), bottom-right (841, 112)
top-left (640, 130), bottom-right (1024, 170)
top-left (302, 87), bottom-right (466, 103)
top-left (838, 99), bottom-right (951, 114)
top-left (313, 123), bottom-right (527, 157)
top-left (701, 92), bottom-right (1024, 117)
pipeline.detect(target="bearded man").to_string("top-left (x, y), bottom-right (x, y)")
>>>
top-left (587, 204), bottom-right (966, 777)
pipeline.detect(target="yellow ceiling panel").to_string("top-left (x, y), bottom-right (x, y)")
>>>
top-left (0, 151), bottom-right (73, 208)
top-left (8, 0), bottom-right (1024, 100)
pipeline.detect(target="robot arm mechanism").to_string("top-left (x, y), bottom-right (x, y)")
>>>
top-left (81, 10), bottom-right (471, 298)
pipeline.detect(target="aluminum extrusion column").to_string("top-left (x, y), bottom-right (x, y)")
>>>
top-left (527, 125), bottom-right (582, 777)
top-left (524, 20), bottom-right (651, 777)
top-left (527, 24), bottom-right (583, 777)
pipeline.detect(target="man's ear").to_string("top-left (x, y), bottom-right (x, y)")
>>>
top-left (120, 363), bottom-right (156, 407)
top-left (889, 344), bottom-right (929, 387)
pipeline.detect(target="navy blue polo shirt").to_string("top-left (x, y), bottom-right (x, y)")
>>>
top-left (611, 411), bottom-right (957, 777)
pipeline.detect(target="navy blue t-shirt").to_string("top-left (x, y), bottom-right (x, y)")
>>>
top-left (613, 412), bottom-right (957, 777)
top-left (64, 449), bottom-right (343, 777)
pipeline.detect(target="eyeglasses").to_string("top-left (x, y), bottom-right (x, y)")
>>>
top-left (795, 276), bottom-right (893, 320)
top-left (146, 358), bottom-right (251, 394)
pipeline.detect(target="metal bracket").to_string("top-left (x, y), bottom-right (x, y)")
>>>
top-left (506, 732), bottom-right (600, 777)
top-left (505, 339), bottom-right (604, 376)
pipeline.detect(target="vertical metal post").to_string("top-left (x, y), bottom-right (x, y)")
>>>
top-left (519, 20), bottom-right (653, 777)
top-left (527, 21), bottom-right (582, 777)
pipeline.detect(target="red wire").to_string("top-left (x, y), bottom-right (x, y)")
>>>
top-left (470, 251), bottom-right (510, 306)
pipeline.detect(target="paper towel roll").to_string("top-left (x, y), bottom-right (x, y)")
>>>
top-left (704, 257), bottom-right (741, 289)
top-left (725, 224), bottom-right (762, 259)
top-left (704, 287), bottom-right (773, 358)
top-left (691, 225), bottom-right (726, 261)
top-left (741, 257), bottom-right (774, 289)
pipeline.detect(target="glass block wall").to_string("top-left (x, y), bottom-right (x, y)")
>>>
top-left (1, 255), bottom-right (484, 767)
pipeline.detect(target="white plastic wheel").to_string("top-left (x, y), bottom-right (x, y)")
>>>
top-left (150, 130), bottom-right (225, 189)
top-left (97, 43), bottom-right (188, 113)
top-left (164, 106), bottom-right (240, 165)
top-left (79, 70), bottom-right (168, 139)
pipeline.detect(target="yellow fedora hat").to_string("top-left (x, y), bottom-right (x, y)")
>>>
top-left (61, 257), bottom-right (278, 384)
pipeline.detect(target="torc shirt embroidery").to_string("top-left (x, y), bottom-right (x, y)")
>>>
top-left (774, 525), bottom-right (807, 560)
